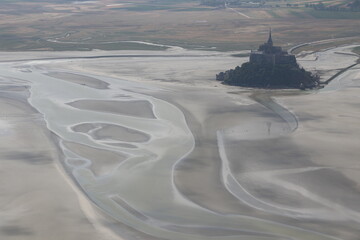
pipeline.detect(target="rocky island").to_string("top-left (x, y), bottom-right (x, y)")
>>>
top-left (216, 30), bottom-right (319, 89)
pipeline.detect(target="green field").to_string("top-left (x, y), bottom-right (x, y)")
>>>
top-left (115, 5), bottom-right (175, 11)
top-left (306, 9), bottom-right (360, 19)
top-left (0, 0), bottom-right (359, 51)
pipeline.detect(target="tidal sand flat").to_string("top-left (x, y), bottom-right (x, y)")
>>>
top-left (0, 45), bottom-right (359, 240)
top-left (72, 123), bottom-right (150, 143)
top-left (63, 141), bottom-right (127, 177)
top-left (68, 100), bottom-right (156, 119)
top-left (46, 72), bottom-right (110, 89)
top-left (0, 78), bottom-right (116, 240)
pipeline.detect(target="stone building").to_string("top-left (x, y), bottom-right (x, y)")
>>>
top-left (249, 30), bottom-right (297, 66)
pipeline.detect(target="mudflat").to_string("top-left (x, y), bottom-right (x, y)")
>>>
top-left (0, 44), bottom-right (359, 240)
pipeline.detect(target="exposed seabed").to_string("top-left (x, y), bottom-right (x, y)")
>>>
top-left (0, 45), bottom-right (360, 240)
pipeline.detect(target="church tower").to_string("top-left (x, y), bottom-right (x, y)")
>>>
top-left (267, 28), bottom-right (273, 46)
top-left (250, 29), bottom-right (297, 65)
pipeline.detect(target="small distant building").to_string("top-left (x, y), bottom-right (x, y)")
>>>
top-left (249, 29), bottom-right (297, 66)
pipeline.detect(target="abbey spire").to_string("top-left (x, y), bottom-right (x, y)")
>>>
top-left (267, 28), bottom-right (273, 46)
top-left (250, 29), bottom-right (297, 66)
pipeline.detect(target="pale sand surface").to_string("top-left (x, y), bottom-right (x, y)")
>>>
top-left (46, 72), bottom-right (109, 89)
top-left (0, 97), bottom-right (110, 240)
top-left (68, 100), bottom-right (155, 119)
top-left (0, 67), bottom-right (169, 240)
top-left (63, 141), bottom-right (127, 177)
top-left (0, 45), bottom-right (359, 240)
top-left (72, 123), bottom-right (150, 143)
top-left (58, 46), bottom-right (360, 239)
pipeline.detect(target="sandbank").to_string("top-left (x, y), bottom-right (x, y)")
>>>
top-left (68, 100), bottom-right (155, 119)
top-left (46, 72), bottom-right (109, 89)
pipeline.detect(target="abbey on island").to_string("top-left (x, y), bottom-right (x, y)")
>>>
top-left (216, 30), bottom-right (319, 89)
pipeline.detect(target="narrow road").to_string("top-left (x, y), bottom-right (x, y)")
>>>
top-left (225, 2), bottom-right (251, 19)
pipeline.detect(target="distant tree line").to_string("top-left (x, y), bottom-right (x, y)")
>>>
top-left (306, 0), bottom-right (360, 12)
top-left (200, 0), bottom-right (246, 7)
top-left (285, 3), bottom-right (299, 7)
top-left (200, 0), bottom-right (268, 7)
top-left (200, 0), bottom-right (308, 8)
top-left (349, 0), bottom-right (360, 9)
